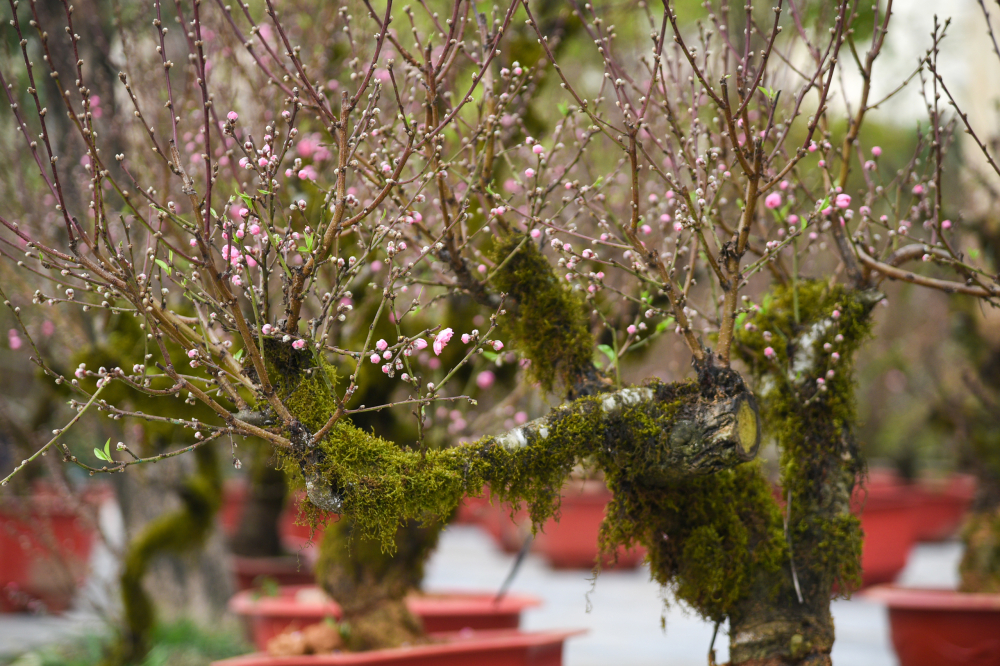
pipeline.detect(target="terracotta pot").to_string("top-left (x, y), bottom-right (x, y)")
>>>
top-left (853, 480), bottom-right (918, 587)
top-left (222, 480), bottom-right (326, 547)
top-left (532, 480), bottom-right (645, 570)
top-left (912, 474), bottom-right (976, 542)
top-left (210, 628), bottom-right (583, 666)
top-left (231, 555), bottom-right (316, 592)
top-left (0, 484), bottom-right (109, 613)
top-left (229, 585), bottom-right (542, 652)
top-left (863, 585), bottom-right (1000, 666)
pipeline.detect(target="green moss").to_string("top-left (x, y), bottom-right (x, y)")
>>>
top-left (488, 234), bottom-right (595, 392)
top-left (604, 463), bottom-right (785, 621)
top-left (734, 280), bottom-right (876, 595)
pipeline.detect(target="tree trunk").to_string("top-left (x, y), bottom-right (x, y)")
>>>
top-left (230, 443), bottom-right (287, 558)
top-left (727, 283), bottom-right (879, 665)
top-left (314, 518), bottom-right (441, 651)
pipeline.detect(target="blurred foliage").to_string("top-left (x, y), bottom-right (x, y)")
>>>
top-left (3, 619), bottom-right (249, 666)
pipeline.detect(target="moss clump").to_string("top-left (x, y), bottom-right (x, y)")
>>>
top-left (735, 280), bottom-right (876, 596)
top-left (488, 234), bottom-right (595, 392)
top-left (602, 463), bottom-right (786, 621)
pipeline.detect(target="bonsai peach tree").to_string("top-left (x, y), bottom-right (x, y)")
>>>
top-left (1, 0), bottom-right (997, 663)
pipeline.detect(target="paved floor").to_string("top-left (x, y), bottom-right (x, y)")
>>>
top-left (423, 525), bottom-right (964, 666)
top-left (0, 503), bottom-right (965, 665)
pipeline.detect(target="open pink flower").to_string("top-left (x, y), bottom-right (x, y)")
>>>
top-left (765, 192), bottom-right (782, 209)
top-left (433, 328), bottom-right (453, 356)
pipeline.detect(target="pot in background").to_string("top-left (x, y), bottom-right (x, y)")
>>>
top-left (229, 585), bottom-right (542, 652)
top-left (0, 483), bottom-right (109, 613)
top-left (863, 585), bottom-right (1000, 666)
top-left (210, 628), bottom-right (584, 666)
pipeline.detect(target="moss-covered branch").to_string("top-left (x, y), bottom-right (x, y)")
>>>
top-left (286, 376), bottom-right (760, 549)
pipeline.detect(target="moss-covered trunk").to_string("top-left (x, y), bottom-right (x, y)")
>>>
top-left (725, 282), bottom-right (878, 665)
top-left (110, 446), bottom-right (223, 665)
top-left (315, 518), bottom-right (442, 651)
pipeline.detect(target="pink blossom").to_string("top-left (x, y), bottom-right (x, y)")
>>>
top-left (764, 192), bottom-right (782, 209)
top-left (41, 320), bottom-right (54, 337)
top-left (673, 221), bottom-right (683, 232)
top-left (627, 325), bottom-right (637, 335)
top-left (871, 146), bottom-right (882, 157)
top-left (190, 238), bottom-right (198, 247)
top-left (249, 224), bottom-right (261, 236)
top-left (912, 185), bottom-right (924, 195)
top-left (231, 275), bottom-right (242, 287)
top-left (641, 224), bottom-right (652, 235)
top-left (859, 206), bottom-right (871, 217)
top-left (292, 339), bottom-right (306, 350)
top-left (780, 180), bottom-right (789, 190)
top-left (941, 219), bottom-right (952, 229)
top-left (370, 353), bottom-right (380, 364)
top-left (530, 229), bottom-right (541, 239)
top-left (461, 333), bottom-right (471, 344)
top-left (376, 339), bottom-right (388, 352)
top-left (660, 214), bottom-right (671, 223)
top-left (788, 215), bottom-right (799, 225)
top-left (262, 324), bottom-right (273, 335)
top-left (764, 347), bottom-right (776, 358)
top-left (524, 168), bottom-right (536, 178)
top-left (413, 338), bottom-right (428, 351)
top-left (433, 328), bottom-right (454, 356)
top-left (227, 111), bottom-right (238, 122)
top-left (476, 371), bottom-right (496, 390)
top-left (835, 193), bottom-right (851, 209)
top-left (832, 309), bottom-right (841, 319)
top-left (532, 144), bottom-right (544, 155)
top-left (492, 340), bottom-right (504, 351)
top-left (298, 165), bottom-right (318, 181)
top-left (8, 329), bottom-right (22, 350)
top-left (514, 411), bottom-right (528, 425)
top-left (187, 349), bottom-right (198, 359)
top-left (477, 264), bottom-right (487, 274)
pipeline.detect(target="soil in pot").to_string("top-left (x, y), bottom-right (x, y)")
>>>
top-left (229, 585), bottom-right (542, 651)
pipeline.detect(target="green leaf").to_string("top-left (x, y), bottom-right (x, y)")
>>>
top-left (557, 101), bottom-right (570, 117)
top-left (210, 208), bottom-right (218, 219)
top-left (735, 312), bottom-right (747, 330)
top-left (234, 348), bottom-right (245, 361)
top-left (969, 248), bottom-right (981, 259)
top-left (654, 317), bottom-right (675, 334)
top-left (94, 438), bottom-right (112, 462)
top-left (238, 192), bottom-right (254, 209)
top-left (154, 259), bottom-right (172, 276)
top-left (482, 350), bottom-right (499, 362)
top-left (598, 343), bottom-right (617, 363)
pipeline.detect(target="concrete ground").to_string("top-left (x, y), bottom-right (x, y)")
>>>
top-left (0, 502), bottom-right (964, 665)
top-left (423, 524), bottom-right (964, 666)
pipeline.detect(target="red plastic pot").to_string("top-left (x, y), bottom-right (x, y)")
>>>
top-left (210, 628), bottom-right (584, 666)
top-left (0, 484), bottom-right (109, 613)
top-left (851, 475), bottom-right (919, 587)
top-left (863, 585), bottom-right (1000, 666)
top-left (222, 480), bottom-right (327, 547)
top-left (912, 474), bottom-right (976, 542)
top-left (229, 585), bottom-right (542, 651)
top-left (532, 480), bottom-right (645, 570)
top-left (231, 555), bottom-right (317, 592)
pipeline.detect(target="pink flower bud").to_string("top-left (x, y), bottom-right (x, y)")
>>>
top-left (227, 111), bottom-right (238, 122)
top-left (871, 146), bottom-right (882, 157)
top-left (262, 324), bottom-right (273, 335)
top-left (492, 340), bottom-right (504, 351)
top-left (524, 168), bottom-right (535, 178)
top-left (764, 347), bottom-right (776, 358)
top-left (370, 353), bottom-right (380, 364)
top-left (765, 192), bottom-right (782, 209)
top-left (292, 339), bottom-right (306, 349)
